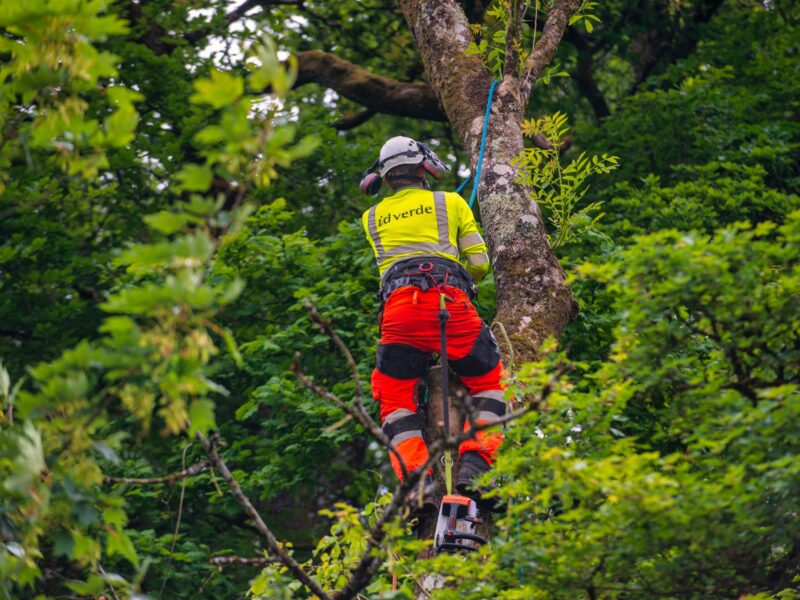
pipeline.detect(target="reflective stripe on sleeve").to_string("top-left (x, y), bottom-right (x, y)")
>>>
top-left (458, 232), bottom-right (484, 250)
top-left (467, 253), bottom-right (489, 266)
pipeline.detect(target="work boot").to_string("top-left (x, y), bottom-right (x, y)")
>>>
top-left (455, 452), bottom-right (506, 514)
top-left (407, 474), bottom-right (438, 517)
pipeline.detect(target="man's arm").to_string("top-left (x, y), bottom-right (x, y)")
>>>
top-left (451, 193), bottom-right (490, 282)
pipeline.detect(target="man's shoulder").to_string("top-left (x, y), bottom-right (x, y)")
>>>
top-left (442, 190), bottom-right (471, 215)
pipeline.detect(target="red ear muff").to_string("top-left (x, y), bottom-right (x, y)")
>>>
top-left (359, 172), bottom-right (382, 196)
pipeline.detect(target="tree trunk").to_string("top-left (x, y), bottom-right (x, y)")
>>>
top-left (399, 0), bottom-right (576, 363)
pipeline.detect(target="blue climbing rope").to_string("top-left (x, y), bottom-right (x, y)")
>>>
top-left (460, 79), bottom-right (498, 208)
top-left (454, 174), bottom-right (473, 194)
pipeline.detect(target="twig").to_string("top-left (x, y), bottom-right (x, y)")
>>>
top-left (522, 0), bottom-right (582, 96)
top-left (198, 433), bottom-right (332, 600)
top-left (159, 444), bottom-right (191, 599)
top-left (304, 299), bottom-right (364, 402)
top-left (209, 555), bottom-right (279, 567)
top-left (293, 357), bottom-right (409, 480)
top-left (96, 562), bottom-right (122, 600)
top-left (103, 460), bottom-right (211, 485)
top-left (297, 299), bottom-right (410, 479)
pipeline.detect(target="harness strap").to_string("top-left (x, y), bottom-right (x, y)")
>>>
top-left (379, 256), bottom-right (477, 306)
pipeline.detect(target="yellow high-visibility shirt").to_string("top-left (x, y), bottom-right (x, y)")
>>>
top-left (361, 188), bottom-right (490, 282)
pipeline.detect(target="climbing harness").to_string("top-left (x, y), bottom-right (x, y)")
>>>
top-left (379, 256), bottom-right (477, 307)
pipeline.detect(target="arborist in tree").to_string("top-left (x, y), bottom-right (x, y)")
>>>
top-left (359, 136), bottom-right (508, 515)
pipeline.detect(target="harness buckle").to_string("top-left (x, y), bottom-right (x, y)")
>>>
top-left (418, 262), bottom-right (434, 273)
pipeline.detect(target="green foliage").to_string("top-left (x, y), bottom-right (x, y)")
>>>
top-left (568, 1), bottom-right (601, 34)
top-left (0, 0), bottom-right (139, 182)
top-left (1, 0), bottom-right (799, 598)
top-left (515, 112), bottom-right (618, 248)
top-left (466, 1), bottom-right (514, 80)
top-left (429, 214), bottom-right (800, 598)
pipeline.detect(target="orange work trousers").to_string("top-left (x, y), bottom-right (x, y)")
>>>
top-left (371, 285), bottom-right (506, 480)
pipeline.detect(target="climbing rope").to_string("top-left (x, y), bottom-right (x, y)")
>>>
top-left (454, 80), bottom-right (499, 208)
top-left (438, 293), bottom-right (454, 495)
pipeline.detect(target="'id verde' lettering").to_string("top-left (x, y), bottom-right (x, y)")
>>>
top-left (378, 204), bottom-right (432, 226)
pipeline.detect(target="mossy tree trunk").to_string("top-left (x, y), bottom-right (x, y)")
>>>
top-left (399, 0), bottom-right (580, 362)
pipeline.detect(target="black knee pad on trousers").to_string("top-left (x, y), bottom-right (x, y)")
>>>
top-left (450, 323), bottom-right (501, 377)
top-left (376, 343), bottom-right (430, 379)
top-left (474, 395), bottom-right (507, 417)
top-left (382, 411), bottom-right (425, 439)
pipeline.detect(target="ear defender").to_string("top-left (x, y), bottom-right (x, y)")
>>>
top-left (359, 171), bottom-right (382, 196)
top-left (421, 160), bottom-right (444, 179)
top-left (417, 142), bottom-right (449, 180)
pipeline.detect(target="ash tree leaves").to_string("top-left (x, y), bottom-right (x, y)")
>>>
top-left (177, 36), bottom-right (318, 193)
top-left (516, 112), bottom-right (618, 249)
top-left (0, 0), bottom-right (318, 594)
top-left (0, 0), bottom-right (141, 181)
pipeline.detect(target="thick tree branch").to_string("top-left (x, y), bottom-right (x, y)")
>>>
top-left (103, 460), bottom-right (211, 485)
top-left (185, 0), bottom-right (303, 44)
top-left (198, 433), bottom-right (331, 600)
top-left (294, 51), bottom-right (445, 121)
top-left (334, 109), bottom-right (376, 130)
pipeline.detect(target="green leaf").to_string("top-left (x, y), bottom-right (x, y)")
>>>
top-left (191, 69), bottom-right (244, 109)
top-left (188, 399), bottom-right (216, 436)
top-left (174, 164), bottom-right (213, 192)
top-left (106, 529), bottom-right (139, 567)
top-left (144, 211), bottom-right (190, 235)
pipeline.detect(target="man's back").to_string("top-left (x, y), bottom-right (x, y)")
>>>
top-left (362, 188), bottom-right (489, 281)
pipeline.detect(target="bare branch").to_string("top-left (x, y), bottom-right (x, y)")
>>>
top-left (522, 0), bottom-right (582, 97)
top-left (292, 354), bottom-right (409, 480)
top-left (198, 433), bottom-right (331, 600)
top-left (103, 460), bottom-right (211, 485)
top-left (209, 555), bottom-right (279, 567)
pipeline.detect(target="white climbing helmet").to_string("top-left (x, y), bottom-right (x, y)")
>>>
top-left (377, 136), bottom-right (448, 179)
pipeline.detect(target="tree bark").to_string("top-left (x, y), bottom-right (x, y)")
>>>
top-left (294, 50), bottom-right (446, 121)
top-left (399, 0), bottom-right (577, 362)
